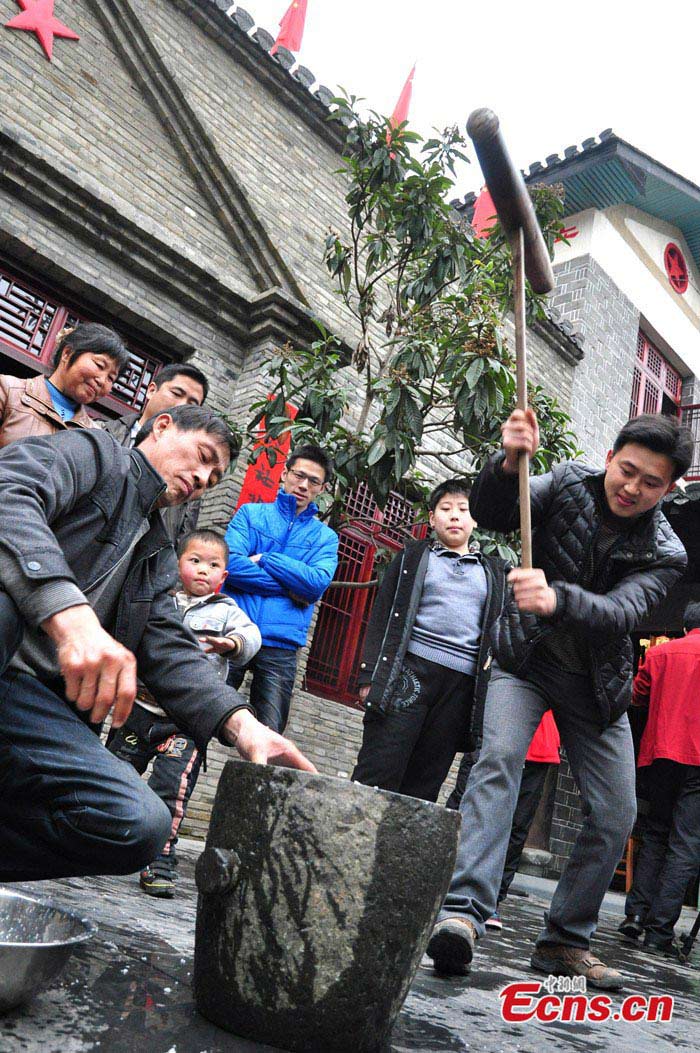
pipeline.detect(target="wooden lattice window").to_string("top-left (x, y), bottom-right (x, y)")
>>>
top-left (110, 348), bottom-right (160, 414)
top-left (0, 272), bottom-right (61, 359)
top-left (0, 263), bottom-right (164, 414)
top-left (304, 529), bottom-right (378, 705)
top-left (304, 484), bottom-right (427, 705)
top-left (629, 333), bottom-right (682, 420)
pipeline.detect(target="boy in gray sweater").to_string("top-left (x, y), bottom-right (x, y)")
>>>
top-left (108, 529), bottom-right (261, 897)
top-left (352, 480), bottom-right (507, 803)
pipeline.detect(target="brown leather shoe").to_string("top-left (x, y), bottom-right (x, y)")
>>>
top-left (530, 945), bottom-right (624, 991)
top-left (426, 917), bottom-right (477, 976)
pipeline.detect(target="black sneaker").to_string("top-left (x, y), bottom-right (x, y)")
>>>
top-left (139, 857), bottom-right (176, 899)
top-left (618, 914), bottom-right (644, 940)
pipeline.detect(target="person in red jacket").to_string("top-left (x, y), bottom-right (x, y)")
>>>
top-left (447, 711), bottom-right (561, 932)
top-left (618, 602), bottom-right (700, 951)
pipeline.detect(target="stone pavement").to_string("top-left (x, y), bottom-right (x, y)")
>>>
top-left (1, 838), bottom-right (698, 1053)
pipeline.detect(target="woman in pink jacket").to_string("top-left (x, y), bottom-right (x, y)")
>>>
top-left (0, 322), bottom-right (128, 447)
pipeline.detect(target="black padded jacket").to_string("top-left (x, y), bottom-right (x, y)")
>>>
top-left (470, 454), bottom-right (688, 728)
top-left (356, 538), bottom-right (509, 747)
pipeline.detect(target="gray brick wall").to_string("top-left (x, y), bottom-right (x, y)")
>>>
top-left (553, 256), bottom-right (640, 465)
top-left (682, 374), bottom-right (700, 405)
top-left (503, 314), bottom-right (576, 410)
top-left (0, 1), bottom-right (258, 299)
top-left (545, 764), bottom-right (584, 878)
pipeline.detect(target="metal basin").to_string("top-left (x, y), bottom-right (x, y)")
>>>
top-left (0, 887), bottom-right (97, 1012)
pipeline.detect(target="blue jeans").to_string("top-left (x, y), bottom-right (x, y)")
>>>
top-left (440, 660), bottom-right (637, 949)
top-left (227, 645), bottom-right (298, 733)
top-left (107, 704), bottom-right (202, 862)
top-left (0, 593), bottom-right (171, 882)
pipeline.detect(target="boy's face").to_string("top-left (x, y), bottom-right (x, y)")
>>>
top-left (179, 539), bottom-right (228, 597)
top-left (429, 492), bottom-right (475, 551)
top-left (604, 442), bottom-right (676, 518)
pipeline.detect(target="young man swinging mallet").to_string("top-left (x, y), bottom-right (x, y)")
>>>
top-left (427, 409), bottom-right (690, 990)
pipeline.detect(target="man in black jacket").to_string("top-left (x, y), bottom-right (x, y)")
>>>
top-left (0, 405), bottom-right (313, 883)
top-left (352, 479), bottom-right (507, 803)
top-left (427, 411), bottom-right (690, 989)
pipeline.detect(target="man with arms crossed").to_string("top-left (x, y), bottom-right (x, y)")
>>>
top-left (224, 444), bottom-right (338, 733)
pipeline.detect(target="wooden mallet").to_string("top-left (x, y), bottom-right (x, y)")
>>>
top-left (466, 108), bottom-right (555, 568)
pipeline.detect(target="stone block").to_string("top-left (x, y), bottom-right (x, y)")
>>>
top-left (293, 65), bottom-right (316, 89)
top-left (194, 760), bottom-right (460, 1052)
top-left (273, 46), bottom-right (296, 70)
top-left (253, 27), bottom-right (275, 51)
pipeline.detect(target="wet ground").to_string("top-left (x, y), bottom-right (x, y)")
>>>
top-left (1, 839), bottom-right (698, 1053)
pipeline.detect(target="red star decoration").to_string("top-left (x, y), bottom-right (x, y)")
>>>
top-left (5, 0), bottom-right (79, 62)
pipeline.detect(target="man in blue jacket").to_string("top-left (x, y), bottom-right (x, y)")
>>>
top-left (223, 444), bottom-right (338, 732)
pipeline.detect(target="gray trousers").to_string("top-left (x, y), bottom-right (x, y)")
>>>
top-left (440, 659), bottom-right (637, 949)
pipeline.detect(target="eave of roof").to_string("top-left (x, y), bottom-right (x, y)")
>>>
top-left (521, 132), bottom-right (700, 270)
top-left (453, 131), bottom-right (700, 271)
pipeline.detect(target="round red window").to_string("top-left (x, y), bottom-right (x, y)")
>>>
top-left (664, 243), bottom-right (689, 294)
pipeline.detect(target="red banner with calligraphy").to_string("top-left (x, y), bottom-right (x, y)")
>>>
top-left (236, 400), bottom-right (298, 509)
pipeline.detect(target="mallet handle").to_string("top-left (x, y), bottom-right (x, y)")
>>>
top-left (513, 227), bottom-right (532, 569)
top-left (466, 108), bottom-right (555, 295)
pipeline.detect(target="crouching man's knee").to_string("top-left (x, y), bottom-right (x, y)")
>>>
top-left (116, 789), bottom-right (172, 873)
top-left (55, 783), bottom-right (172, 877)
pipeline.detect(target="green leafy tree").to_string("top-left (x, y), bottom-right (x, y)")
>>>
top-left (249, 96), bottom-right (579, 558)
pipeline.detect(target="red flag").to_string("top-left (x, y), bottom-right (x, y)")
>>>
top-left (236, 398), bottom-right (298, 508)
top-left (271, 0), bottom-right (307, 55)
top-left (471, 187), bottom-right (497, 239)
top-left (390, 65), bottom-right (415, 129)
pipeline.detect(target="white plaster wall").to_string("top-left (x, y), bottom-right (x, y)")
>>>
top-left (552, 205), bottom-right (700, 376)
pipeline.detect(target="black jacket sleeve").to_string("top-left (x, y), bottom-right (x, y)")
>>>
top-left (356, 550), bottom-right (403, 686)
top-left (99, 415), bottom-right (135, 447)
top-left (550, 559), bottom-right (686, 635)
top-left (469, 453), bottom-right (561, 535)
top-left (0, 431), bottom-right (113, 625)
top-left (135, 584), bottom-right (253, 749)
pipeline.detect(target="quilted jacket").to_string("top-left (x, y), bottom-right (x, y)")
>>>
top-left (470, 454), bottom-right (687, 728)
top-left (357, 537), bottom-right (508, 746)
